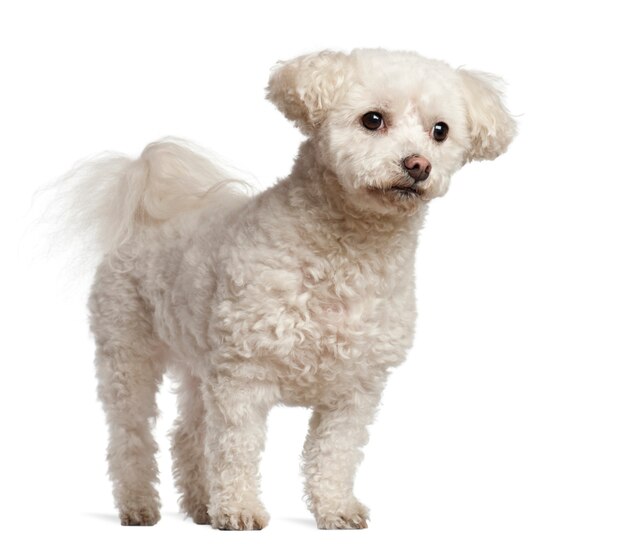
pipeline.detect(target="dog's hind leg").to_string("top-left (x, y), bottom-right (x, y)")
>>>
top-left (170, 370), bottom-right (211, 524)
top-left (90, 272), bottom-right (165, 526)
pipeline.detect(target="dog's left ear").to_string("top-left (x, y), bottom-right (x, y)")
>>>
top-left (458, 69), bottom-right (517, 162)
top-left (266, 51), bottom-right (351, 135)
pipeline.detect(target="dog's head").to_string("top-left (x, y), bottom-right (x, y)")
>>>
top-left (267, 49), bottom-right (516, 215)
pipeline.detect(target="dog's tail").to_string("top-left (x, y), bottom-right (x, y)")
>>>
top-left (47, 138), bottom-right (252, 266)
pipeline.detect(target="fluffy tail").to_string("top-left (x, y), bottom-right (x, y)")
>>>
top-left (49, 138), bottom-right (252, 264)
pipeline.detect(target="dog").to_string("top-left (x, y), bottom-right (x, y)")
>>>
top-left (73, 49), bottom-right (516, 530)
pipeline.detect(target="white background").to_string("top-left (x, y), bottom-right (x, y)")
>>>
top-left (1, 1), bottom-right (625, 542)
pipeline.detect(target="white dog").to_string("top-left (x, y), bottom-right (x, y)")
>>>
top-left (74, 49), bottom-right (516, 530)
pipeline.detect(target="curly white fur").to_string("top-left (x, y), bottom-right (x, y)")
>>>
top-left (74, 49), bottom-right (516, 529)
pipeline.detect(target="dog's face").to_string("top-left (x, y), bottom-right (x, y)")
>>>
top-left (267, 49), bottom-right (516, 215)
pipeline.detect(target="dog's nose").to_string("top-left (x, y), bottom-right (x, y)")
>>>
top-left (403, 155), bottom-right (431, 182)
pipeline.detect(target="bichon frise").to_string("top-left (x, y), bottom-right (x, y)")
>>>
top-left (74, 49), bottom-right (516, 529)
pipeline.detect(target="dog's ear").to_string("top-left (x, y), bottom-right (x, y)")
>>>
top-left (267, 51), bottom-right (351, 134)
top-left (458, 69), bottom-right (517, 162)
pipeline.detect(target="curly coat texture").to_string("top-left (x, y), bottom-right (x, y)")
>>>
top-left (79, 49), bottom-right (516, 529)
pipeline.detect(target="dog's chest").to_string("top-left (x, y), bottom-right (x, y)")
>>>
top-left (290, 254), bottom-right (417, 404)
top-left (209, 236), bottom-right (418, 405)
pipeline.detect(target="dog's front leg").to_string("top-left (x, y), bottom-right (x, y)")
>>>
top-left (302, 392), bottom-right (381, 529)
top-left (202, 377), bottom-right (278, 530)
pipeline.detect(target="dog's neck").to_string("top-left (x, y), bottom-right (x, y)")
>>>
top-left (286, 140), bottom-right (427, 241)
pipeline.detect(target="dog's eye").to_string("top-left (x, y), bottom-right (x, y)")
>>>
top-left (361, 111), bottom-right (385, 131)
top-left (432, 122), bottom-right (449, 142)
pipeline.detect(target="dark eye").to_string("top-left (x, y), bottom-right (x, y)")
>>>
top-left (432, 122), bottom-right (449, 142)
top-left (361, 111), bottom-right (385, 131)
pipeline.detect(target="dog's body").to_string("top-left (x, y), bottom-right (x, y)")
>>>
top-left (81, 49), bottom-right (515, 529)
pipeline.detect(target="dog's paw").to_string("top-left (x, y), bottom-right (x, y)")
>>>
top-left (315, 502), bottom-right (369, 530)
top-left (119, 506), bottom-right (160, 526)
top-left (188, 504), bottom-right (211, 525)
top-left (210, 507), bottom-right (269, 531)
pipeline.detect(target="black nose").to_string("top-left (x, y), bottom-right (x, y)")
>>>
top-left (403, 155), bottom-right (431, 182)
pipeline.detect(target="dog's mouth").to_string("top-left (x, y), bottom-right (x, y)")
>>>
top-left (390, 183), bottom-right (424, 196)
top-left (368, 182), bottom-right (427, 199)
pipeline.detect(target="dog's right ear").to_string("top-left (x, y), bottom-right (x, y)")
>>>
top-left (266, 51), bottom-right (351, 135)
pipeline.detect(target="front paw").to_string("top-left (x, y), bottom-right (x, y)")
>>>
top-left (209, 504), bottom-right (269, 530)
top-left (119, 505), bottom-right (161, 526)
top-left (315, 501), bottom-right (369, 530)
